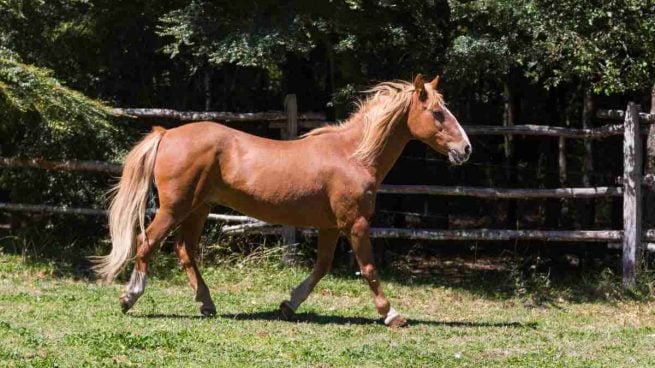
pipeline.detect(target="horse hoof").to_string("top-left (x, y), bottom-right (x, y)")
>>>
top-left (119, 295), bottom-right (132, 314)
top-left (200, 306), bottom-right (217, 317)
top-left (386, 314), bottom-right (408, 328)
top-left (279, 300), bottom-right (295, 321)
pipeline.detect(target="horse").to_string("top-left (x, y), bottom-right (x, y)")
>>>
top-left (94, 74), bottom-right (471, 327)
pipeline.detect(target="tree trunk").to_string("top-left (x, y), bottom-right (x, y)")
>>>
top-left (503, 81), bottom-right (517, 228)
top-left (559, 126), bottom-right (569, 223)
top-left (544, 89), bottom-right (561, 229)
top-left (204, 68), bottom-right (212, 111)
top-left (579, 88), bottom-right (595, 228)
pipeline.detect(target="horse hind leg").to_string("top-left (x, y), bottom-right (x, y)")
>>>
top-left (280, 228), bottom-right (339, 320)
top-left (119, 210), bottom-right (176, 313)
top-left (174, 205), bottom-right (216, 317)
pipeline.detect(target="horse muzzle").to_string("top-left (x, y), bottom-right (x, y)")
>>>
top-left (448, 144), bottom-right (471, 165)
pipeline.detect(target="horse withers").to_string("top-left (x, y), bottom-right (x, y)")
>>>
top-left (94, 74), bottom-right (471, 327)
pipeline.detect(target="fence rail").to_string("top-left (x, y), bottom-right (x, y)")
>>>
top-left (466, 123), bottom-right (625, 138)
top-left (0, 157), bottom-right (628, 199)
top-left (7, 202), bottom-right (655, 243)
top-left (596, 109), bottom-right (655, 122)
top-left (0, 157), bottom-right (121, 174)
top-left (378, 185), bottom-right (624, 198)
top-left (0, 99), bottom-right (651, 287)
top-left (112, 108), bottom-right (325, 123)
top-left (0, 202), bottom-right (260, 223)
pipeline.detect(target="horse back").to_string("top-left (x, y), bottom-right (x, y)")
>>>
top-left (154, 121), bottom-right (370, 228)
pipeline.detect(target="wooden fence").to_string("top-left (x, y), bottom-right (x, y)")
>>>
top-left (1, 95), bottom-right (654, 287)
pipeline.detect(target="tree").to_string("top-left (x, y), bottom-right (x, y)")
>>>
top-left (157, 0), bottom-right (451, 115)
top-left (0, 47), bottom-right (130, 205)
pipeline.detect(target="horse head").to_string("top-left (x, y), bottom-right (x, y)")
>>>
top-left (406, 74), bottom-right (471, 165)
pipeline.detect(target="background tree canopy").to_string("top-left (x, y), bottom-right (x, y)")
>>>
top-left (1, 0), bottom-right (654, 261)
top-left (2, 0), bottom-right (653, 113)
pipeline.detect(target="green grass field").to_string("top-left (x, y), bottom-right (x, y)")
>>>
top-left (1, 250), bottom-right (654, 367)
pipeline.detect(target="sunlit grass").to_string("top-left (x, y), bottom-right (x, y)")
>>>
top-left (0, 250), bottom-right (654, 367)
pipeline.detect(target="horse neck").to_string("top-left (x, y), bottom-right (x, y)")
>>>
top-left (369, 121), bottom-right (411, 185)
top-left (343, 110), bottom-right (412, 186)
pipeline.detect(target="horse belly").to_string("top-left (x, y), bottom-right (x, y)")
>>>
top-left (214, 164), bottom-right (336, 228)
top-left (215, 187), bottom-right (335, 227)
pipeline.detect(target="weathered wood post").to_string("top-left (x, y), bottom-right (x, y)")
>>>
top-left (644, 83), bottom-right (655, 229)
top-left (282, 94), bottom-right (298, 264)
top-left (623, 102), bottom-right (642, 288)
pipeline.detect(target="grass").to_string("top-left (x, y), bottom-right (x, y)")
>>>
top-left (0, 249), bottom-right (655, 367)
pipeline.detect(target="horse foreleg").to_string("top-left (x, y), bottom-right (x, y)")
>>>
top-left (174, 206), bottom-right (216, 317)
top-left (120, 211), bottom-right (176, 313)
top-left (280, 228), bottom-right (339, 320)
top-left (349, 217), bottom-right (407, 327)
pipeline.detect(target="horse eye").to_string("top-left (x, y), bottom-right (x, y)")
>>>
top-left (432, 110), bottom-right (445, 123)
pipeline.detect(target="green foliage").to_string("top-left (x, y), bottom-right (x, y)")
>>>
top-left (445, 35), bottom-right (510, 99)
top-left (524, 0), bottom-right (655, 94)
top-left (448, 0), bottom-right (655, 94)
top-left (157, 0), bottom-right (449, 108)
top-left (0, 48), bottom-right (116, 157)
top-left (0, 47), bottom-right (131, 208)
top-left (158, 1), bottom-right (315, 78)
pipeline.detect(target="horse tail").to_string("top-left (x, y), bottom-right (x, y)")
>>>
top-left (93, 126), bottom-right (166, 282)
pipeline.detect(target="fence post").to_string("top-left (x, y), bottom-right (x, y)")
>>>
top-left (645, 83), bottom-right (655, 230)
top-left (623, 102), bottom-right (642, 288)
top-left (282, 94), bottom-right (298, 265)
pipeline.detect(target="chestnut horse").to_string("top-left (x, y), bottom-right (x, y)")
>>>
top-left (94, 74), bottom-right (471, 327)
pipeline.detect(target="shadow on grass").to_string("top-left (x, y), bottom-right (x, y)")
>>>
top-left (130, 310), bottom-right (537, 329)
top-left (130, 313), bottom-right (208, 320)
top-left (218, 310), bottom-right (538, 329)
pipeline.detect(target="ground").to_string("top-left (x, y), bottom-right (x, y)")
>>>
top-left (0, 250), bottom-right (654, 367)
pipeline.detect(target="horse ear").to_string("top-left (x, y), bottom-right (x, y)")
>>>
top-left (413, 74), bottom-right (425, 91)
top-left (413, 74), bottom-right (427, 101)
top-left (430, 75), bottom-right (440, 90)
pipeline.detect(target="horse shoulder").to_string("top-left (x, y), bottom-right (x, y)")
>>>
top-left (327, 165), bottom-right (376, 228)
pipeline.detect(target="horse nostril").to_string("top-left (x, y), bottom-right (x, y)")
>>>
top-left (464, 145), bottom-right (471, 155)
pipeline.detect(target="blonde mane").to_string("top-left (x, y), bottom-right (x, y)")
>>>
top-left (304, 79), bottom-right (444, 164)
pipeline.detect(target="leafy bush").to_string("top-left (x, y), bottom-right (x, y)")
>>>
top-left (0, 46), bottom-right (133, 206)
top-left (0, 47), bottom-right (137, 264)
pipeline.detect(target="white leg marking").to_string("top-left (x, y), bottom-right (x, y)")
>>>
top-left (384, 307), bottom-right (400, 326)
top-left (126, 269), bottom-right (147, 297)
top-left (289, 275), bottom-right (317, 311)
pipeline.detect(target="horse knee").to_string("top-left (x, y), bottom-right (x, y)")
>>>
top-left (350, 217), bottom-right (370, 238)
top-left (360, 264), bottom-right (376, 280)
